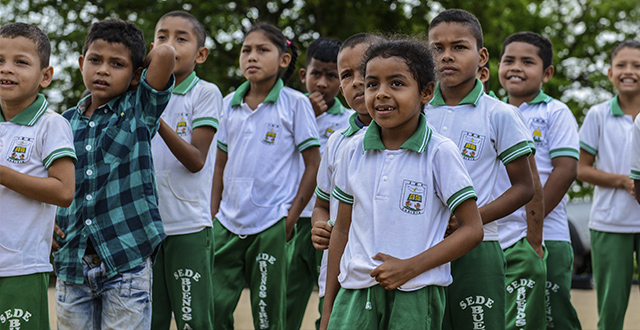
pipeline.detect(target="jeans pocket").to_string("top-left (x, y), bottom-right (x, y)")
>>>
top-left (55, 278), bottom-right (66, 303)
top-left (119, 259), bottom-right (152, 300)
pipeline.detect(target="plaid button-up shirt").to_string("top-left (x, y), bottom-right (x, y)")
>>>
top-left (55, 70), bottom-right (174, 283)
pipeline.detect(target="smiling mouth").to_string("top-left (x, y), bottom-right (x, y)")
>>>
top-left (0, 80), bottom-right (17, 85)
top-left (507, 76), bottom-right (524, 82)
top-left (375, 106), bottom-right (396, 113)
top-left (621, 78), bottom-right (637, 83)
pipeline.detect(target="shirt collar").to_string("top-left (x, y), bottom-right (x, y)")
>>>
top-left (430, 78), bottom-right (484, 107)
top-left (0, 93), bottom-right (48, 126)
top-left (610, 95), bottom-right (625, 116)
top-left (362, 113), bottom-right (432, 152)
top-left (75, 94), bottom-right (121, 116)
top-left (230, 78), bottom-right (284, 107)
top-left (341, 112), bottom-right (366, 137)
top-left (173, 71), bottom-right (200, 95)
top-left (527, 90), bottom-right (553, 105)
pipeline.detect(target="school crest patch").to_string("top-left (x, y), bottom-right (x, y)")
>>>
top-left (262, 123), bottom-right (281, 145)
top-left (6, 136), bottom-right (34, 164)
top-left (323, 123), bottom-right (340, 138)
top-left (528, 117), bottom-right (547, 146)
top-left (458, 131), bottom-right (485, 161)
top-left (174, 112), bottom-right (191, 136)
top-left (400, 180), bottom-right (426, 215)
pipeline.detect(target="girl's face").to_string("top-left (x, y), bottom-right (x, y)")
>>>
top-left (240, 30), bottom-right (290, 84)
top-left (364, 55), bottom-right (433, 132)
top-left (608, 47), bottom-right (640, 95)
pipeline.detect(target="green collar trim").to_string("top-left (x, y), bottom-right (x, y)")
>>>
top-left (430, 78), bottom-right (484, 106)
top-left (362, 113), bottom-right (432, 152)
top-left (527, 90), bottom-right (553, 105)
top-left (230, 79), bottom-right (284, 107)
top-left (173, 72), bottom-right (200, 95)
top-left (0, 94), bottom-right (48, 126)
top-left (341, 112), bottom-right (365, 137)
top-left (610, 95), bottom-right (625, 116)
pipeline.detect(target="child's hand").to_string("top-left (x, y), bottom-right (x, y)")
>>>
top-left (620, 175), bottom-right (635, 195)
top-left (52, 220), bottom-right (66, 252)
top-left (444, 214), bottom-right (458, 237)
top-left (311, 221), bottom-right (333, 250)
top-left (308, 91), bottom-right (328, 117)
top-left (370, 253), bottom-right (414, 290)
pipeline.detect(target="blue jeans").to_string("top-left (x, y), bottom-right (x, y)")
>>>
top-left (55, 255), bottom-right (152, 330)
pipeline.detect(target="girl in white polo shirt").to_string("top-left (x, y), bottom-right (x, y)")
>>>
top-left (210, 23), bottom-right (321, 330)
top-left (577, 40), bottom-right (640, 330)
top-left (320, 39), bottom-right (484, 330)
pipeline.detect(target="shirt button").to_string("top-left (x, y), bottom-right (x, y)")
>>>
top-left (448, 110), bottom-right (453, 113)
top-left (104, 109), bottom-right (108, 114)
top-left (85, 145), bottom-right (92, 151)
top-left (443, 126), bottom-right (448, 131)
top-left (86, 169), bottom-right (93, 176)
top-left (89, 121), bottom-right (96, 128)
top-left (388, 154), bottom-right (394, 159)
top-left (85, 219), bottom-right (92, 226)
top-left (382, 176), bottom-right (388, 181)
top-left (86, 194), bottom-right (93, 201)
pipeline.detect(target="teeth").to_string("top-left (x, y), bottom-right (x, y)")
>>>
top-left (508, 76), bottom-right (523, 81)
top-left (622, 78), bottom-right (635, 83)
top-left (0, 80), bottom-right (16, 84)
top-left (377, 107), bottom-right (394, 111)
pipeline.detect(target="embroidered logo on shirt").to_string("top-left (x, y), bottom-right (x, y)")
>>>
top-left (458, 131), bottom-right (485, 161)
top-left (262, 123), bottom-right (281, 145)
top-left (400, 180), bottom-right (426, 215)
top-left (6, 136), bottom-right (34, 164)
top-left (528, 117), bottom-right (547, 146)
top-left (323, 123), bottom-right (341, 138)
top-left (174, 113), bottom-right (191, 136)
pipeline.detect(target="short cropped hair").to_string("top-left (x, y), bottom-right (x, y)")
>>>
top-left (429, 9), bottom-right (483, 50)
top-left (83, 18), bottom-right (146, 71)
top-left (610, 39), bottom-right (640, 63)
top-left (364, 38), bottom-right (436, 97)
top-left (340, 33), bottom-right (386, 52)
top-left (158, 11), bottom-right (207, 48)
top-left (0, 22), bottom-right (51, 68)
top-left (500, 32), bottom-right (554, 70)
top-left (305, 37), bottom-right (341, 66)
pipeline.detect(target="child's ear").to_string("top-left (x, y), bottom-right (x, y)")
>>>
top-left (299, 68), bottom-right (307, 84)
top-left (39, 66), bottom-right (54, 89)
top-left (196, 46), bottom-right (209, 64)
top-left (421, 81), bottom-right (436, 104)
top-left (129, 67), bottom-right (144, 90)
top-left (280, 53), bottom-right (292, 69)
top-left (478, 47), bottom-right (489, 68)
top-left (607, 67), bottom-right (614, 84)
top-left (78, 55), bottom-right (85, 73)
top-left (542, 65), bottom-right (554, 83)
top-left (150, 43), bottom-right (154, 51)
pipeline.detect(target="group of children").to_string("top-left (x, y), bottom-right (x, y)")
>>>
top-left (1, 6), bottom-right (639, 330)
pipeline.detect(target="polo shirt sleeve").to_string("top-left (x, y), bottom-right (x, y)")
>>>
top-left (137, 69), bottom-right (175, 131)
top-left (41, 113), bottom-right (77, 169)
top-left (293, 97), bottom-right (321, 152)
top-left (331, 138), bottom-right (357, 206)
top-left (548, 104), bottom-right (580, 160)
top-left (315, 132), bottom-right (345, 202)
top-left (433, 139), bottom-right (477, 213)
top-left (631, 116), bottom-right (640, 180)
top-left (493, 105), bottom-right (533, 165)
top-left (578, 106), bottom-right (601, 156)
top-left (216, 95), bottom-right (233, 154)
top-left (193, 82), bottom-right (223, 131)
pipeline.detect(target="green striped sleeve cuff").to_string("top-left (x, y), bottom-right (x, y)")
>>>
top-left (193, 117), bottom-right (219, 130)
top-left (499, 141), bottom-right (532, 165)
top-left (631, 170), bottom-right (640, 180)
top-left (217, 140), bottom-right (228, 153)
top-left (315, 186), bottom-right (331, 202)
top-left (298, 137), bottom-right (321, 152)
top-left (579, 141), bottom-right (597, 156)
top-left (550, 147), bottom-right (580, 160)
top-left (332, 186), bottom-right (354, 205)
top-left (447, 186), bottom-right (477, 213)
top-left (527, 141), bottom-right (537, 155)
top-left (43, 148), bottom-right (77, 169)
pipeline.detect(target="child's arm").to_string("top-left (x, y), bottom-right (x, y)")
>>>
top-left (286, 145), bottom-right (321, 240)
top-left (0, 157), bottom-right (75, 207)
top-left (210, 148), bottom-right (227, 218)
top-left (143, 44), bottom-right (176, 91)
top-left (543, 156), bottom-right (578, 215)
top-left (525, 155), bottom-right (545, 258)
top-left (320, 201), bottom-right (352, 330)
top-left (369, 198), bottom-right (483, 290)
top-left (157, 120), bottom-right (215, 173)
top-left (577, 149), bottom-right (634, 193)
top-left (311, 198), bottom-right (332, 250)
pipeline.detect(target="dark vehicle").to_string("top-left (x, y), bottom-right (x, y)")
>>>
top-left (567, 199), bottom-right (593, 289)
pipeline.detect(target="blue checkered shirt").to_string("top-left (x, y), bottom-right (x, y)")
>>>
top-left (55, 70), bottom-right (174, 283)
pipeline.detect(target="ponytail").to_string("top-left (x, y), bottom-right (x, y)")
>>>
top-left (282, 40), bottom-right (298, 84)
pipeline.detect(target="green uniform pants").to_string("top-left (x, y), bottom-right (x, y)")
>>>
top-left (544, 240), bottom-right (581, 329)
top-left (0, 272), bottom-right (49, 330)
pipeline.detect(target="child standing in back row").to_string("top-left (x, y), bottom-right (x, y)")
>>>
top-left (150, 11), bottom-right (223, 330)
top-left (578, 40), bottom-right (640, 330)
top-left (210, 23), bottom-right (321, 330)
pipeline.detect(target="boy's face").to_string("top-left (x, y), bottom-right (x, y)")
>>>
top-left (153, 16), bottom-right (208, 83)
top-left (498, 41), bottom-right (553, 99)
top-left (0, 36), bottom-right (52, 110)
top-left (608, 47), bottom-right (640, 95)
top-left (364, 56), bottom-right (433, 133)
top-left (337, 43), bottom-right (368, 115)
top-left (299, 58), bottom-right (340, 108)
top-left (428, 22), bottom-right (487, 89)
top-left (79, 39), bottom-right (138, 108)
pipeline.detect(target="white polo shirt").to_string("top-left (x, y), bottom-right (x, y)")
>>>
top-left (632, 115), bottom-right (640, 180)
top-left (215, 79), bottom-right (320, 235)
top-left (332, 114), bottom-right (477, 290)
top-left (495, 92), bottom-right (580, 248)
top-left (300, 98), bottom-right (353, 218)
top-left (0, 94), bottom-right (76, 276)
top-left (425, 79), bottom-right (532, 241)
top-left (580, 96), bottom-right (640, 233)
top-left (152, 72), bottom-right (223, 236)
top-left (314, 112), bottom-right (366, 297)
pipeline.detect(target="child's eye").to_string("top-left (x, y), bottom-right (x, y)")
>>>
top-left (502, 59), bottom-right (513, 64)
top-left (112, 62), bottom-right (124, 67)
top-left (365, 81), bottom-right (378, 88)
top-left (156, 36), bottom-right (166, 41)
top-left (454, 45), bottom-right (467, 50)
top-left (430, 45), bottom-right (442, 52)
top-left (17, 60), bottom-right (29, 65)
top-left (178, 37), bottom-right (188, 42)
top-left (341, 72), bottom-right (352, 80)
top-left (391, 80), bottom-right (404, 87)
top-left (241, 48), bottom-right (250, 53)
top-left (329, 73), bottom-right (338, 80)
top-left (88, 58), bottom-right (100, 63)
